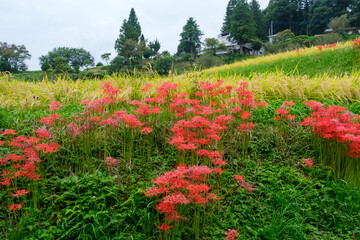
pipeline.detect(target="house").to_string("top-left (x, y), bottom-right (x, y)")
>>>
top-left (324, 27), bottom-right (359, 35)
top-left (210, 33), bottom-right (265, 55)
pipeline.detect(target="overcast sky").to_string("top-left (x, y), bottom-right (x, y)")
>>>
top-left (2, 0), bottom-right (269, 70)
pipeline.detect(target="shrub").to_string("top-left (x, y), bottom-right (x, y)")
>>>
top-left (196, 53), bottom-right (223, 69)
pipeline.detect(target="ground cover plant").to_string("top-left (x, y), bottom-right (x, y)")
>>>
top-left (1, 39), bottom-right (360, 239)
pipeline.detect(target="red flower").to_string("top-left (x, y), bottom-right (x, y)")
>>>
top-left (1, 129), bottom-right (17, 136)
top-left (35, 128), bottom-right (51, 140)
top-left (9, 203), bottom-right (22, 211)
top-left (11, 189), bottom-right (30, 197)
top-left (158, 223), bottom-right (172, 232)
top-left (48, 101), bottom-right (61, 111)
top-left (105, 157), bottom-right (119, 169)
top-left (141, 127), bottom-right (153, 135)
top-left (302, 158), bottom-right (314, 167)
top-left (234, 175), bottom-right (254, 193)
top-left (225, 229), bottom-right (239, 240)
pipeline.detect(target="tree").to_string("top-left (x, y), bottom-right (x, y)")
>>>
top-left (203, 38), bottom-right (227, 56)
top-left (101, 53), bottom-right (111, 65)
top-left (221, 0), bottom-right (239, 34)
top-left (266, 0), bottom-right (300, 34)
top-left (114, 8), bottom-right (142, 55)
top-left (328, 14), bottom-right (350, 33)
top-left (228, 0), bottom-right (256, 55)
top-left (0, 42), bottom-right (31, 72)
top-left (349, 0), bottom-right (360, 27)
top-left (250, 0), bottom-right (267, 40)
top-left (144, 39), bottom-right (161, 59)
top-left (177, 17), bottom-right (203, 59)
top-left (154, 52), bottom-right (174, 75)
top-left (39, 47), bottom-right (94, 72)
top-left (274, 29), bottom-right (295, 41)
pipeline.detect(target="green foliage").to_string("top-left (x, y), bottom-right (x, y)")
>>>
top-left (114, 8), bottom-right (143, 56)
top-left (266, 35), bottom-right (317, 54)
top-left (101, 53), bottom-right (111, 65)
top-left (154, 54), bottom-right (174, 75)
top-left (221, 0), bottom-right (239, 34)
top-left (214, 46), bottom-right (359, 77)
top-left (315, 33), bottom-right (344, 46)
top-left (39, 47), bottom-right (95, 72)
top-left (274, 29), bottom-right (295, 42)
top-left (250, 0), bottom-right (267, 40)
top-left (203, 38), bottom-right (228, 56)
top-left (328, 14), bottom-right (350, 33)
top-left (196, 53), bottom-right (223, 69)
top-left (229, 0), bottom-right (256, 54)
top-left (177, 17), bottom-right (203, 59)
top-left (144, 39), bottom-right (161, 59)
top-left (0, 42), bottom-right (31, 72)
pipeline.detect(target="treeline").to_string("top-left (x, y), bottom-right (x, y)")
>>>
top-left (1, 0), bottom-right (359, 79)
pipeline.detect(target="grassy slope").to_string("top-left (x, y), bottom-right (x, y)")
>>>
top-left (204, 42), bottom-right (359, 78)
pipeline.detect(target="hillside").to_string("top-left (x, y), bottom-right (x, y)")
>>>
top-left (204, 41), bottom-right (360, 78)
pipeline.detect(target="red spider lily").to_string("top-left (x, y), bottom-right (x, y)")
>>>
top-left (48, 101), bottom-right (61, 111)
top-left (101, 81), bottom-right (121, 98)
top-left (234, 175), bottom-right (254, 193)
top-left (241, 111), bottom-right (251, 119)
top-left (147, 165), bottom-right (218, 225)
top-left (324, 43), bottom-right (337, 48)
top-left (10, 136), bottom-right (34, 149)
top-left (302, 158), bottom-right (314, 167)
top-left (105, 157), bottom-right (119, 169)
top-left (156, 82), bottom-right (179, 96)
top-left (1, 129), bottom-right (17, 136)
top-left (39, 114), bottom-right (60, 125)
top-left (281, 101), bottom-right (295, 107)
top-left (225, 229), bottom-right (239, 240)
top-left (67, 122), bottom-right (82, 137)
top-left (9, 203), bottom-right (22, 211)
top-left (0, 140), bottom-right (4, 146)
top-left (11, 189), bottom-right (30, 197)
top-left (141, 127), bottom-right (153, 135)
top-left (238, 123), bottom-right (256, 132)
top-left (274, 108), bottom-right (296, 120)
top-left (35, 128), bottom-right (51, 140)
top-left (158, 223), bottom-right (172, 232)
top-left (36, 143), bottom-right (60, 153)
top-left (351, 38), bottom-right (360, 48)
top-left (213, 168), bottom-right (224, 175)
top-left (317, 45), bottom-right (323, 51)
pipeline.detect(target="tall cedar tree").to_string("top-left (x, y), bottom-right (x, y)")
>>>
top-left (250, 0), bottom-right (268, 40)
top-left (266, 0), bottom-right (299, 34)
top-left (177, 17), bottom-right (203, 59)
top-left (221, 0), bottom-right (239, 34)
top-left (115, 8), bottom-right (142, 55)
top-left (229, 0), bottom-right (256, 55)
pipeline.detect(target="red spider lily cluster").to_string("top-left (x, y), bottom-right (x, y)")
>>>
top-left (274, 101), bottom-right (296, 121)
top-left (301, 101), bottom-right (360, 158)
top-left (233, 175), bottom-right (254, 193)
top-left (302, 158), bottom-right (314, 167)
top-left (225, 229), bottom-right (239, 240)
top-left (317, 43), bottom-right (337, 51)
top-left (351, 38), bottom-right (360, 49)
top-left (146, 165), bottom-right (219, 229)
top-left (0, 129), bottom-right (59, 211)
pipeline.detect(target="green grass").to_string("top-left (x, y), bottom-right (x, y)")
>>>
top-left (207, 46), bottom-right (360, 78)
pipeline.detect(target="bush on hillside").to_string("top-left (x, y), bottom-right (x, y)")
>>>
top-left (196, 53), bottom-right (223, 69)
